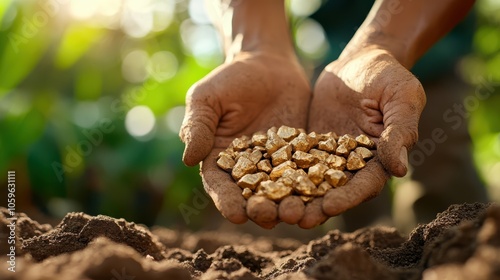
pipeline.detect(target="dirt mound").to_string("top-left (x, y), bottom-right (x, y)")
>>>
top-left (1, 203), bottom-right (499, 280)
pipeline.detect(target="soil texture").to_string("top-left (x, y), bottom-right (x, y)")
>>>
top-left (1, 203), bottom-right (499, 280)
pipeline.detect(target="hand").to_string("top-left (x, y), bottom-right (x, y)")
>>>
top-left (309, 47), bottom-right (426, 217)
top-left (180, 52), bottom-right (311, 228)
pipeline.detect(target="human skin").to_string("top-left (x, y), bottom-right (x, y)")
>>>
top-left (311, 0), bottom-right (475, 216)
top-left (180, 0), bottom-right (312, 228)
top-left (180, 0), bottom-right (475, 228)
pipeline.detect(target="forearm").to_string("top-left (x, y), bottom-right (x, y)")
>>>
top-left (341, 0), bottom-right (475, 68)
top-left (206, 0), bottom-right (295, 60)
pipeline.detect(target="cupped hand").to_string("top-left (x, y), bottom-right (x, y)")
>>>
top-left (180, 52), bottom-right (311, 228)
top-left (309, 47), bottom-right (426, 217)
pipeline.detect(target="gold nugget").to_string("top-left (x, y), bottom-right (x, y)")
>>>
top-left (270, 160), bottom-right (297, 181)
top-left (290, 132), bottom-right (314, 152)
top-left (346, 151), bottom-right (366, 171)
top-left (292, 151), bottom-right (318, 169)
top-left (293, 176), bottom-right (317, 196)
top-left (318, 138), bottom-right (337, 153)
top-left (231, 157), bottom-right (257, 181)
top-left (315, 181), bottom-right (332, 196)
top-left (217, 155), bottom-right (235, 172)
top-left (266, 130), bottom-right (287, 155)
top-left (355, 134), bottom-right (375, 149)
top-left (277, 125), bottom-right (300, 141)
top-left (242, 188), bottom-right (253, 199)
top-left (335, 144), bottom-right (350, 157)
top-left (237, 172), bottom-right (268, 190)
top-left (338, 134), bottom-right (357, 151)
top-left (324, 169), bottom-right (347, 187)
top-left (231, 135), bottom-right (250, 151)
top-left (257, 159), bottom-right (272, 173)
top-left (309, 149), bottom-right (330, 162)
top-left (354, 147), bottom-right (373, 160)
top-left (271, 144), bottom-right (292, 166)
top-left (259, 180), bottom-right (292, 201)
top-left (308, 163), bottom-right (329, 186)
top-left (251, 132), bottom-right (268, 147)
top-left (300, 196), bottom-right (314, 203)
top-left (325, 154), bottom-right (346, 171)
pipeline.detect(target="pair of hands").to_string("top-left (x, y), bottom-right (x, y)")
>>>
top-left (180, 47), bottom-right (426, 229)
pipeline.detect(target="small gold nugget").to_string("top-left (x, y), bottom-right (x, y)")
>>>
top-left (308, 163), bottom-right (329, 186)
top-left (324, 169), bottom-right (347, 187)
top-left (266, 130), bottom-right (287, 155)
top-left (252, 132), bottom-right (268, 147)
top-left (269, 160), bottom-right (297, 181)
top-left (271, 144), bottom-right (292, 166)
top-left (217, 154), bottom-right (235, 172)
top-left (293, 176), bottom-right (317, 196)
top-left (354, 147), bottom-right (373, 160)
top-left (231, 157), bottom-right (257, 181)
top-left (292, 151), bottom-right (318, 169)
top-left (309, 149), bottom-right (330, 162)
top-left (242, 188), bottom-right (253, 199)
top-left (355, 134), bottom-right (375, 149)
top-left (315, 181), bottom-right (333, 196)
top-left (338, 134), bottom-right (357, 151)
top-left (277, 125), bottom-right (300, 141)
top-left (237, 172), bottom-right (269, 190)
top-left (347, 151), bottom-right (366, 171)
top-left (318, 138), bottom-right (337, 153)
top-left (259, 180), bottom-right (293, 201)
top-left (257, 159), bottom-right (272, 173)
top-left (231, 135), bottom-right (250, 151)
top-left (325, 154), bottom-right (346, 171)
top-left (290, 132), bottom-right (314, 152)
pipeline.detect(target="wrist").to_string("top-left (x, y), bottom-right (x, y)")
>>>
top-left (339, 26), bottom-right (413, 68)
top-left (210, 0), bottom-right (296, 62)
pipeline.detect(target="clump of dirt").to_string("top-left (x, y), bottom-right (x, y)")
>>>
top-left (1, 203), bottom-right (499, 280)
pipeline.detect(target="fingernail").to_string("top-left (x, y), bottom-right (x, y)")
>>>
top-left (399, 146), bottom-right (408, 172)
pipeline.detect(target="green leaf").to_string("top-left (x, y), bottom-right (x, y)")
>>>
top-left (54, 24), bottom-right (104, 69)
top-left (0, 6), bottom-right (51, 94)
top-left (0, 0), bottom-right (13, 23)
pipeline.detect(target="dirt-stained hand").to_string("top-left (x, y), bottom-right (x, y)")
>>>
top-left (180, 52), bottom-right (311, 228)
top-left (309, 48), bottom-right (426, 217)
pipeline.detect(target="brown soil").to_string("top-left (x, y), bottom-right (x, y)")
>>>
top-left (1, 203), bottom-right (499, 280)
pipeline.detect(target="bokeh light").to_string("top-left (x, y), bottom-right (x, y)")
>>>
top-left (188, 0), bottom-right (211, 25)
top-left (122, 49), bottom-right (149, 83)
top-left (165, 105), bottom-right (185, 133)
top-left (295, 18), bottom-right (328, 59)
top-left (180, 19), bottom-right (222, 67)
top-left (289, 0), bottom-right (322, 17)
top-left (70, 0), bottom-right (101, 20)
top-left (125, 105), bottom-right (156, 139)
top-left (152, 0), bottom-right (175, 32)
top-left (72, 101), bottom-right (101, 128)
top-left (148, 51), bottom-right (178, 82)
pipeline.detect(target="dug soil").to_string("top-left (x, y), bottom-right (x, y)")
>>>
top-left (1, 203), bottom-right (499, 280)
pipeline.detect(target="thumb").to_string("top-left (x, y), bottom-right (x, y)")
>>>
top-left (378, 82), bottom-right (426, 177)
top-left (179, 88), bottom-right (220, 166)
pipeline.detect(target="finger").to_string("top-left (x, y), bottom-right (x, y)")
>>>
top-left (246, 195), bottom-right (279, 229)
top-left (180, 85), bottom-right (220, 166)
top-left (378, 80), bottom-right (426, 177)
top-left (298, 198), bottom-right (328, 229)
top-left (278, 196), bottom-right (305, 225)
top-left (200, 149), bottom-right (248, 224)
top-left (322, 158), bottom-right (389, 216)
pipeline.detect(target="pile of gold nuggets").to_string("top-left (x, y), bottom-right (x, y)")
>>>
top-left (217, 126), bottom-right (375, 203)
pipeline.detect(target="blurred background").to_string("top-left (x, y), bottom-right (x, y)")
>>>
top-left (0, 0), bottom-right (499, 235)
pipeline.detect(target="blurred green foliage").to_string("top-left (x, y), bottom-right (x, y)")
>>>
top-left (0, 0), bottom-right (499, 229)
